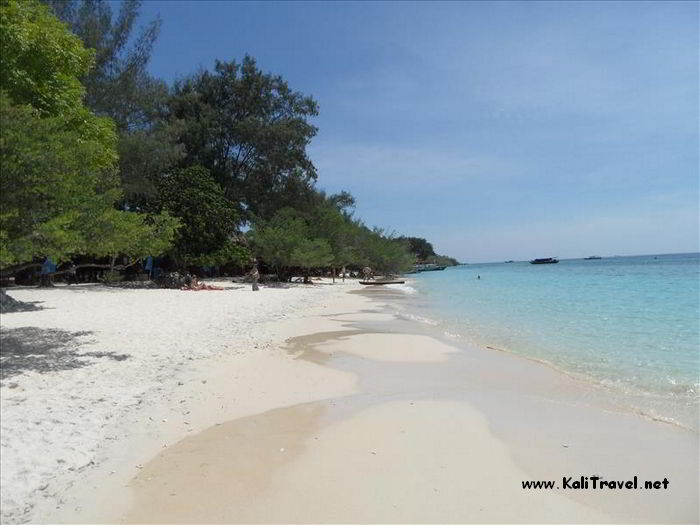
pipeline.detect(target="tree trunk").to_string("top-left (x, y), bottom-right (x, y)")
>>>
top-left (342, 265), bottom-right (346, 282)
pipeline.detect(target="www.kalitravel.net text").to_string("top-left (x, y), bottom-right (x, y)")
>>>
top-left (522, 476), bottom-right (670, 490)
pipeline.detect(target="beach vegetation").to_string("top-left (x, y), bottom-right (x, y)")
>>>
top-left (0, 0), bottom-right (457, 282)
top-left (291, 239), bottom-right (334, 283)
top-left (167, 56), bottom-right (319, 223)
top-left (157, 166), bottom-right (248, 267)
top-left (42, 0), bottom-right (185, 212)
top-left (398, 236), bottom-right (459, 266)
top-left (0, 0), bottom-right (177, 273)
top-left (356, 228), bottom-right (416, 275)
top-left (248, 208), bottom-right (313, 282)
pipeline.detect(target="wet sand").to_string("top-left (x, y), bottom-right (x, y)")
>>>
top-left (122, 287), bottom-right (699, 523)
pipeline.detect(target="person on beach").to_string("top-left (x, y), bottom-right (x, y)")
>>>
top-left (66, 262), bottom-right (78, 284)
top-left (362, 266), bottom-right (374, 280)
top-left (182, 274), bottom-right (223, 291)
top-left (250, 259), bottom-right (260, 291)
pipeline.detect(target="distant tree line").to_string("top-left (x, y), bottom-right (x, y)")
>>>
top-left (0, 0), bottom-right (458, 283)
top-left (397, 237), bottom-right (459, 267)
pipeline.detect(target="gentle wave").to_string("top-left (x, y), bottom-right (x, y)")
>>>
top-left (400, 254), bottom-right (700, 430)
top-left (384, 283), bottom-right (418, 294)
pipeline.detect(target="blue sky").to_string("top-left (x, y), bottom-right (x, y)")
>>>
top-left (137, 0), bottom-right (698, 263)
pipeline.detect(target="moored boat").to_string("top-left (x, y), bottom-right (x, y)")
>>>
top-left (359, 280), bottom-right (406, 285)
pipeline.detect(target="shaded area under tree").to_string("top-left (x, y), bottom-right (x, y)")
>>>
top-left (0, 326), bottom-right (129, 382)
top-left (0, 289), bottom-right (43, 313)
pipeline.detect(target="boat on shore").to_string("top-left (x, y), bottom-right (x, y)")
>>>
top-left (529, 257), bottom-right (559, 265)
top-left (359, 280), bottom-right (406, 285)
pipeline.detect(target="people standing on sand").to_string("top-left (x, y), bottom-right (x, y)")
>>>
top-left (39, 257), bottom-right (56, 287)
top-left (250, 259), bottom-right (260, 291)
top-left (66, 262), bottom-right (78, 285)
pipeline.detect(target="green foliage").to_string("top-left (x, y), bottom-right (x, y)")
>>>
top-left (249, 208), bottom-right (309, 278)
top-left (45, 0), bottom-right (184, 210)
top-left (43, 0), bottom-right (162, 131)
top-left (249, 202), bottom-right (416, 280)
top-left (0, 2), bottom-right (176, 270)
top-left (1, 0), bottom-right (116, 152)
top-left (117, 122), bottom-right (185, 210)
top-left (426, 254), bottom-right (460, 266)
top-left (355, 228), bottom-right (415, 274)
top-left (0, 93), bottom-right (109, 265)
top-left (1, 1), bottom-right (455, 277)
top-left (397, 236), bottom-right (459, 266)
top-left (308, 200), bottom-right (352, 265)
top-left (158, 166), bottom-right (247, 267)
top-left (81, 208), bottom-right (178, 260)
top-left (291, 238), bottom-right (333, 272)
top-left (398, 236), bottom-right (436, 261)
top-left (0, 94), bottom-right (178, 266)
top-left (169, 56), bottom-right (319, 222)
top-left (250, 207), bottom-right (336, 280)
top-left (0, 0), bottom-right (93, 116)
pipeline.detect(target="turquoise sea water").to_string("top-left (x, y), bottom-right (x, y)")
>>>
top-left (402, 253), bottom-right (699, 429)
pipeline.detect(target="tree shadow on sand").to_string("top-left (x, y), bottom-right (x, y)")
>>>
top-left (0, 327), bottom-right (129, 382)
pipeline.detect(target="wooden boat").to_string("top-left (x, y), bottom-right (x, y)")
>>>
top-left (529, 257), bottom-right (559, 265)
top-left (359, 280), bottom-right (406, 285)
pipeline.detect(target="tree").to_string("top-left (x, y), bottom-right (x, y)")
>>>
top-left (0, 93), bottom-right (178, 270)
top-left (305, 192), bottom-right (361, 281)
top-left (249, 208), bottom-right (334, 282)
top-left (0, 0), bottom-right (177, 273)
top-left (169, 56), bottom-right (319, 222)
top-left (158, 166), bottom-right (248, 267)
top-left (356, 227), bottom-right (415, 275)
top-left (291, 238), bottom-right (333, 283)
top-left (1, 0), bottom-right (93, 116)
top-left (43, 0), bottom-right (162, 131)
top-left (44, 0), bottom-right (184, 210)
top-left (398, 236), bottom-right (436, 261)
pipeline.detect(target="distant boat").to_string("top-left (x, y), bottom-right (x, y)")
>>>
top-left (504, 260), bottom-right (515, 263)
top-left (584, 256), bottom-right (602, 260)
top-left (529, 258), bottom-right (559, 265)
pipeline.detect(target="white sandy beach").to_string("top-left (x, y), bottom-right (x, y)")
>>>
top-left (0, 281), bottom-right (357, 523)
top-left (1, 281), bottom-right (698, 523)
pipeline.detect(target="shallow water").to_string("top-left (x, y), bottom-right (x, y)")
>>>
top-left (400, 253), bottom-right (700, 430)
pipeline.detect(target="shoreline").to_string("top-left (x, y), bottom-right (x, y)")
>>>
top-left (383, 281), bottom-right (699, 433)
top-left (123, 285), bottom-right (698, 523)
top-left (1, 282), bottom-right (698, 523)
